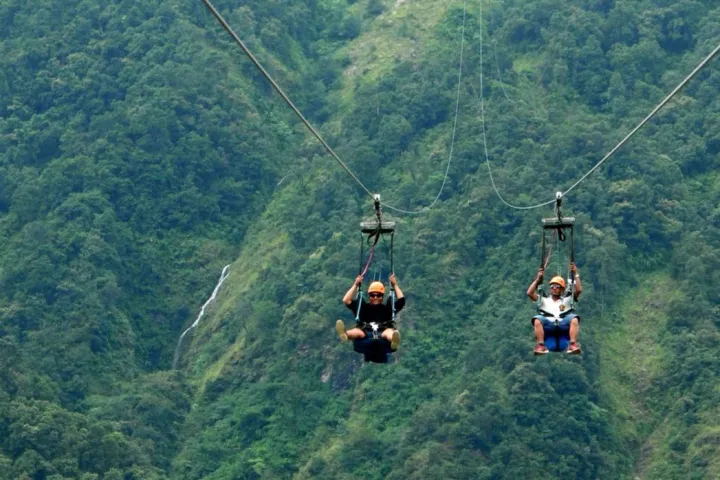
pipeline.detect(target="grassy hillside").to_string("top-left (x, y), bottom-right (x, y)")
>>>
top-left (174, 0), bottom-right (720, 479)
top-left (0, 0), bottom-right (719, 478)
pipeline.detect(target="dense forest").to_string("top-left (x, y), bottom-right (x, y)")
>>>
top-left (0, 0), bottom-right (719, 478)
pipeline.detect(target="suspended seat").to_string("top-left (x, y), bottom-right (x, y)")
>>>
top-left (541, 216), bottom-right (575, 230)
top-left (360, 219), bottom-right (396, 235)
top-left (535, 194), bottom-right (580, 354)
top-left (347, 196), bottom-right (399, 364)
top-left (352, 323), bottom-right (394, 363)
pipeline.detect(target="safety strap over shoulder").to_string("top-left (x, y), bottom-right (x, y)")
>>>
top-left (537, 291), bottom-right (575, 318)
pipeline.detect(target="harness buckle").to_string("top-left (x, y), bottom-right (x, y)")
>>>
top-left (370, 322), bottom-right (380, 340)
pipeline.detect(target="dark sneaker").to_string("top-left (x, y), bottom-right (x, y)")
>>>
top-left (390, 330), bottom-right (401, 350)
top-left (533, 343), bottom-right (549, 355)
top-left (335, 320), bottom-right (348, 342)
top-left (566, 342), bottom-right (581, 355)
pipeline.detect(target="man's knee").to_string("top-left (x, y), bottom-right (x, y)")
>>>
top-left (532, 316), bottom-right (547, 327)
top-left (347, 328), bottom-right (366, 339)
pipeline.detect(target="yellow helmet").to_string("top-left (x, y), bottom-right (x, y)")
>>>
top-left (549, 276), bottom-right (566, 289)
top-left (368, 281), bottom-right (385, 294)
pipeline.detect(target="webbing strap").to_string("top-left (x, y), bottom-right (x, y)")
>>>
top-left (542, 229), bottom-right (557, 270)
top-left (391, 290), bottom-right (396, 322)
top-left (360, 245), bottom-right (375, 277)
top-left (354, 285), bottom-right (363, 321)
top-left (390, 231), bottom-right (396, 322)
top-left (355, 244), bottom-right (376, 321)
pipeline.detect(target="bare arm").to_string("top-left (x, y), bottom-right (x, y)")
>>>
top-left (527, 268), bottom-right (544, 302)
top-left (571, 263), bottom-right (582, 301)
top-left (343, 275), bottom-right (363, 305)
top-left (390, 274), bottom-right (404, 300)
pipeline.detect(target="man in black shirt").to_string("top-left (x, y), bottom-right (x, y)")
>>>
top-left (336, 274), bottom-right (405, 350)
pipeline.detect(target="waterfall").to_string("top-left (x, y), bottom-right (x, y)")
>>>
top-left (172, 265), bottom-right (231, 369)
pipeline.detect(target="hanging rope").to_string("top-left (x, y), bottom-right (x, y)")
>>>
top-left (201, 0), bottom-right (469, 216)
top-left (478, 0), bottom-right (556, 211)
top-left (493, 39), bottom-right (516, 105)
top-left (203, 0), bottom-right (719, 216)
top-left (381, 0), bottom-right (469, 214)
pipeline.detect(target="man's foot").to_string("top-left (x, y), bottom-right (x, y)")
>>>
top-left (335, 320), bottom-right (348, 342)
top-left (533, 343), bottom-right (549, 355)
top-left (566, 342), bottom-right (581, 355)
top-left (390, 330), bottom-right (401, 350)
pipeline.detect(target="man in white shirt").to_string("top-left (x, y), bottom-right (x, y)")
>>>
top-left (527, 263), bottom-right (583, 355)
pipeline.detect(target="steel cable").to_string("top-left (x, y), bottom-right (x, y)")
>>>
top-left (200, 0), bottom-right (376, 200)
top-left (479, 0), bottom-right (720, 210)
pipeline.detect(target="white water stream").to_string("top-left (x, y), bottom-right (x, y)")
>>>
top-left (172, 265), bottom-right (231, 368)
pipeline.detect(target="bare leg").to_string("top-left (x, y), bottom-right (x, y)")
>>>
top-left (346, 328), bottom-right (366, 340)
top-left (382, 328), bottom-right (400, 350)
top-left (569, 318), bottom-right (579, 343)
top-left (381, 328), bottom-right (394, 342)
top-left (533, 319), bottom-right (545, 344)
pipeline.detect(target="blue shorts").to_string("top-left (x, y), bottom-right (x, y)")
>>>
top-left (532, 314), bottom-right (579, 352)
top-left (531, 313), bottom-right (579, 331)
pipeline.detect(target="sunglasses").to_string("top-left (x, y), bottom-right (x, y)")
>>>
top-left (368, 293), bottom-right (383, 298)
top-left (549, 284), bottom-right (563, 288)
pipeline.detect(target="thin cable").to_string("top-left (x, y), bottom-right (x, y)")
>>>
top-left (493, 40), bottom-right (515, 104)
top-left (493, 39), bottom-right (547, 121)
top-left (563, 40), bottom-right (720, 197)
top-left (479, 0), bottom-right (556, 210)
top-left (381, 0), bottom-right (468, 215)
top-left (200, 0), bottom-right (375, 200)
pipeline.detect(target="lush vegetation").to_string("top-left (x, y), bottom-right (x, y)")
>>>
top-left (0, 0), bottom-right (719, 478)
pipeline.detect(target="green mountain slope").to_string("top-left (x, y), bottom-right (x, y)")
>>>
top-left (0, 0), bottom-right (719, 478)
top-left (174, 1), bottom-right (720, 479)
top-left (0, 0), bottom-right (339, 476)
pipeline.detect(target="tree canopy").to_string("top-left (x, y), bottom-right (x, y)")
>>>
top-left (0, 0), bottom-right (719, 478)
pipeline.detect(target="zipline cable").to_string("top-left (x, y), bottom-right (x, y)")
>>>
top-left (478, 0), bottom-right (556, 210)
top-left (201, 0), bottom-right (468, 216)
top-left (562, 40), bottom-right (720, 197)
top-left (200, 0), bottom-right (375, 201)
top-left (479, 0), bottom-right (720, 210)
top-left (380, 0), bottom-right (468, 215)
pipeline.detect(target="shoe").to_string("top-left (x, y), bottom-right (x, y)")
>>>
top-left (390, 330), bottom-right (401, 350)
top-left (335, 320), bottom-right (348, 342)
top-left (533, 343), bottom-right (549, 355)
top-left (566, 342), bottom-right (581, 355)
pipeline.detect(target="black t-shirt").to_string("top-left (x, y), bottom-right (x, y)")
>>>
top-left (346, 296), bottom-right (406, 329)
